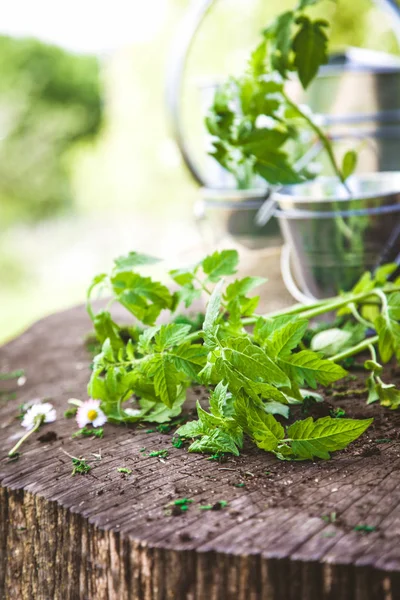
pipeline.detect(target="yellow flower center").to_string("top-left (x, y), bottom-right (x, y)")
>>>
top-left (87, 409), bottom-right (98, 422)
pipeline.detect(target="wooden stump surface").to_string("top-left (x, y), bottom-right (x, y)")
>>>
top-left (1, 304), bottom-right (400, 600)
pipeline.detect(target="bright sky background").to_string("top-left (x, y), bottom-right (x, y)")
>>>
top-left (0, 0), bottom-right (169, 53)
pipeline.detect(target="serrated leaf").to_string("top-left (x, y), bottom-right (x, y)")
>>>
top-left (154, 324), bottom-right (191, 351)
top-left (203, 279), bottom-right (224, 347)
top-left (144, 355), bottom-right (181, 408)
top-left (225, 276), bottom-right (267, 301)
top-left (209, 381), bottom-right (232, 418)
top-left (137, 326), bottom-right (161, 355)
top-left (253, 315), bottom-right (295, 346)
top-left (140, 392), bottom-right (186, 423)
top-left (341, 150), bottom-right (357, 180)
top-left (176, 419), bottom-right (205, 438)
top-left (196, 400), bottom-right (223, 429)
top-left (169, 266), bottom-right (196, 286)
top-left (111, 272), bottom-right (172, 325)
top-left (281, 350), bottom-right (347, 388)
top-left (169, 343), bottom-right (208, 380)
top-left (188, 429), bottom-right (240, 456)
top-left (293, 17), bottom-right (329, 89)
top-left (264, 11), bottom-right (295, 76)
top-left (236, 395), bottom-right (284, 451)
top-left (375, 313), bottom-right (400, 363)
top-left (225, 337), bottom-right (290, 387)
top-left (113, 251), bottom-right (161, 273)
top-left (202, 249), bottom-right (239, 282)
top-left (266, 319), bottom-right (308, 357)
top-left (287, 416), bottom-right (373, 459)
top-left (93, 311), bottom-right (123, 348)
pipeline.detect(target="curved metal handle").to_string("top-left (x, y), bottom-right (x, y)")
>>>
top-left (166, 0), bottom-right (400, 188)
top-left (165, 0), bottom-right (217, 187)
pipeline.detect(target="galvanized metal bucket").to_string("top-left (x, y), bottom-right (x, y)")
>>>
top-left (274, 172), bottom-right (400, 299)
top-left (196, 187), bottom-right (281, 250)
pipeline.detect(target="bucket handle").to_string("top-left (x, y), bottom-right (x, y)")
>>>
top-left (280, 244), bottom-right (318, 304)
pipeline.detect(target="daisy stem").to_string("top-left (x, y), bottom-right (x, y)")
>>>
top-left (8, 416), bottom-right (44, 457)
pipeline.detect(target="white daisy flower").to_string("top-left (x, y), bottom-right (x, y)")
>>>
top-left (76, 399), bottom-right (107, 429)
top-left (21, 402), bottom-right (57, 431)
top-left (9, 401), bottom-right (56, 457)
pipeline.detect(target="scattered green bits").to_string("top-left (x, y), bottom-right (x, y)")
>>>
top-left (64, 407), bottom-right (78, 419)
top-left (172, 436), bottom-right (184, 449)
top-left (71, 457), bottom-right (91, 476)
top-left (200, 500), bottom-right (228, 511)
top-left (148, 449), bottom-right (169, 458)
top-left (117, 467), bottom-right (132, 475)
top-left (354, 524), bottom-right (376, 534)
top-left (331, 407), bottom-right (346, 418)
top-left (72, 426), bottom-right (104, 439)
top-left (234, 482), bottom-right (246, 488)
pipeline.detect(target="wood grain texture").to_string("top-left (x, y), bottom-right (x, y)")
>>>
top-left (1, 304), bottom-right (400, 600)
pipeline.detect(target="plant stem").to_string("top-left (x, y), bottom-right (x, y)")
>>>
top-left (8, 417), bottom-right (43, 457)
top-left (283, 92), bottom-right (351, 195)
top-left (330, 335), bottom-right (379, 363)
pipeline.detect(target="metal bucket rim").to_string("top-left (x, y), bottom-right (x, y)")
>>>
top-left (201, 186), bottom-right (269, 202)
top-left (274, 172), bottom-right (400, 206)
top-left (275, 202), bottom-right (400, 220)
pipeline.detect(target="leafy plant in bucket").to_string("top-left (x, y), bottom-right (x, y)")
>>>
top-left (83, 249), bottom-right (400, 461)
top-left (205, 0), bottom-right (356, 189)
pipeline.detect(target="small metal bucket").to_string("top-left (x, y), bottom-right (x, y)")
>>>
top-left (274, 172), bottom-right (400, 299)
top-left (196, 187), bottom-right (281, 250)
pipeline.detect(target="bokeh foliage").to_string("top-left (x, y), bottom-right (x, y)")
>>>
top-left (0, 36), bottom-right (102, 228)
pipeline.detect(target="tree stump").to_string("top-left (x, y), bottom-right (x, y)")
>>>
top-left (1, 305), bottom-right (400, 600)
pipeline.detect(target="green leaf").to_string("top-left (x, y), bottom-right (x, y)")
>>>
top-left (169, 343), bottom-right (208, 380)
top-left (139, 392), bottom-right (186, 423)
top-left (225, 337), bottom-right (290, 387)
top-left (281, 350), bottom-right (347, 388)
top-left (203, 279), bottom-right (224, 347)
top-left (176, 419), bottom-right (205, 438)
top-left (113, 251), bottom-right (161, 273)
top-left (143, 355), bottom-right (182, 408)
top-left (377, 382), bottom-right (400, 410)
top-left (341, 150), bottom-right (358, 180)
top-left (235, 395), bottom-right (284, 451)
top-left (111, 272), bottom-right (172, 325)
top-left (388, 292), bottom-right (400, 321)
top-left (311, 328), bottom-right (352, 357)
top-left (254, 151), bottom-right (305, 185)
top-left (209, 382), bottom-right (233, 418)
top-left (266, 319), bottom-right (308, 357)
top-left (93, 311), bottom-right (124, 348)
top-left (169, 266), bottom-right (196, 286)
top-left (264, 11), bottom-right (295, 77)
top-left (287, 416), bottom-right (373, 460)
top-left (375, 313), bottom-right (400, 363)
top-left (202, 249), bottom-right (239, 282)
top-left (293, 17), bottom-right (329, 89)
top-left (366, 374), bottom-right (379, 405)
top-left (253, 315), bottom-right (295, 346)
top-left (154, 324), bottom-right (192, 351)
top-left (241, 129), bottom-right (289, 158)
top-left (225, 276), bottom-right (266, 301)
top-left (137, 326), bottom-right (161, 355)
top-left (188, 429), bottom-right (240, 456)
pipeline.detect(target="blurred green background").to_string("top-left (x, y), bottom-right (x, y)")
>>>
top-left (0, 0), bottom-right (398, 343)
